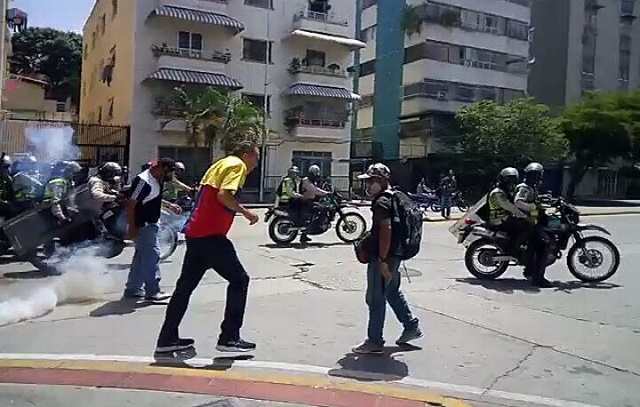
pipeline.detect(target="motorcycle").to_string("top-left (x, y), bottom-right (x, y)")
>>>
top-left (454, 195), bottom-right (620, 282)
top-left (265, 191), bottom-right (367, 245)
top-left (408, 189), bottom-right (440, 213)
top-left (431, 190), bottom-right (468, 213)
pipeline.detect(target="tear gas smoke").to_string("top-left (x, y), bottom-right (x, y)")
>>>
top-left (0, 247), bottom-right (122, 327)
top-left (25, 126), bottom-right (79, 162)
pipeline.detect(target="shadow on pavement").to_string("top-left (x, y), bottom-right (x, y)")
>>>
top-left (152, 348), bottom-right (254, 371)
top-left (90, 298), bottom-right (168, 317)
top-left (2, 270), bottom-right (49, 280)
top-left (455, 277), bottom-right (621, 293)
top-left (261, 242), bottom-right (349, 250)
top-left (329, 345), bottom-right (421, 382)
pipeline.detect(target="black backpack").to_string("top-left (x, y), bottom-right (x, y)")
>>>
top-left (385, 189), bottom-right (423, 260)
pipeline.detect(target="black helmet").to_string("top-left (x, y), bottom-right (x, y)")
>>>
top-left (524, 162), bottom-right (544, 186)
top-left (98, 162), bottom-right (122, 181)
top-left (497, 167), bottom-right (520, 190)
top-left (52, 160), bottom-right (81, 178)
top-left (141, 161), bottom-right (152, 171)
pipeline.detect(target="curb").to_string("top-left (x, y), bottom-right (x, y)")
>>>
top-left (423, 210), bottom-right (640, 223)
top-left (0, 357), bottom-right (471, 407)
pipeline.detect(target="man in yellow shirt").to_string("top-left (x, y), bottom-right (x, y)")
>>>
top-left (156, 142), bottom-right (260, 354)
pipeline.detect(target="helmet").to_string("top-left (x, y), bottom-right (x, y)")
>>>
top-left (141, 162), bottom-right (152, 171)
top-left (523, 162), bottom-right (544, 186)
top-left (287, 166), bottom-right (300, 178)
top-left (308, 165), bottom-right (321, 177)
top-left (175, 161), bottom-right (185, 171)
top-left (52, 160), bottom-right (81, 178)
top-left (497, 167), bottom-right (520, 189)
top-left (98, 161), bottom-right (123, 181)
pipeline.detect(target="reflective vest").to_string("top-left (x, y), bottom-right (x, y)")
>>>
top-left (515, 183), bottom-right (539, 224)
top-left (488, 187), bottom-right (510, 224)
top-left (14, 172), bottom-right (41, 200)
top-left (42, 178), bottom-right (70, 204)
top-left (163, 179), bottom-right (178, 201)
top-left (278, 177), bottom-right (298, 203)
top-left (0, 176), bottom-right (11, 202)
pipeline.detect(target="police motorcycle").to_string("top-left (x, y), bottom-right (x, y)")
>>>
top-left (265, 190), bottom-right (367, 245)
top-left (450, 194), bottom-right (621, 283)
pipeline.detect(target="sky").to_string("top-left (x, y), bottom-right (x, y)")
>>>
top-left (11, 0), bottom-right (95, 33)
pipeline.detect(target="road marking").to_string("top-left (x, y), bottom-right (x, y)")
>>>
top-left (0, 353), bottom-right (604, 407)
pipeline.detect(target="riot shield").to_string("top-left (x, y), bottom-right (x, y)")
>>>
top-left (448, 194), bottom-right (489, 240)
top-left (2, 184), bottom-right (96, 256)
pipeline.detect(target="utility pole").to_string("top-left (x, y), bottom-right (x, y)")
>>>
top-left (0, 0), bottom-right (8, 111)
top-left (258, 12), bottom-right (270, 203)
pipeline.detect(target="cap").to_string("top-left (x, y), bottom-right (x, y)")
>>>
top-left (155, 157), bottom-right (177, 170)
top-left (357, 163), bottom-right (391, 180)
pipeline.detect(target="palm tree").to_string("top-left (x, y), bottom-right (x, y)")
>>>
top-left (159, 86), bottom-right (265, 153)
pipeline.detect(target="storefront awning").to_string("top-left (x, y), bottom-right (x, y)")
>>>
top-left (148, 6), bottom-right (244, 34)
top-left (286, 83), bottom-right (360, 100)
top-left (290, 29), bottom-right (366, 49)
top-left (147, 68), bottom-right (243, 90)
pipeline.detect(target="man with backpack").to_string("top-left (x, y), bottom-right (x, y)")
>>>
top-left (353, 163), bottom-right (423, 355)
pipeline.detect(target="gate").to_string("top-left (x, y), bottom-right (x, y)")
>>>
top-left (0, 118), bottom-right (130, 167)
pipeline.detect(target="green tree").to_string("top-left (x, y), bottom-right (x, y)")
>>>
top-left (455, 98), bottom-right (568, 178)
top-left (161, 86), bottom-right (265, 152)
top-left (560, 90), bottom-right (640, 198)
top-left (10, 27), bottom-right (83, 104)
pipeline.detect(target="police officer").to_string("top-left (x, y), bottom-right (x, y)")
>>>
top-left (277, 166), bottom-right (302, 206)
top-left (13, 155), bottom-right (42, 210)
top-left (488, 167), bottom-right (528, 254)
top-left (515, 162), bottom-right (551, 287)
top-left (299, 164), bottom-right (329, 243)
top-left (162, 161), bottom-right (193, 202)
top-left (42, 161), bottom-right (82, 223)
top-left (0, 156), bottom-right (17, 219)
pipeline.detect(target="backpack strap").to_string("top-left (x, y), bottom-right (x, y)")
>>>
top-left (379, 190), bottom-right (400, 223)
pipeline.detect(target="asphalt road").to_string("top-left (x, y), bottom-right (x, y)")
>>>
top-left (0, 211), bottom-right (638, 407)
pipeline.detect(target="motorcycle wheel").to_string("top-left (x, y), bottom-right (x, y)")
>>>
top-left (431, 203), bottom-right (441, 212)
top-left (464, 239), bottom-right (510, 280)
top-left (335, 212), bottom-right (367, 243)
top-left (567, 236), bottom-right (620, 282)
top-left (268, 216), bottom-right (298, 245)
top-left (158, 223), bottom-right (178, 261)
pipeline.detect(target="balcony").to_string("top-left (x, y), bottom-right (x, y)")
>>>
top-left (292, 9), bottom-right (351, 39)
top-left (284, 106), bottom-right (349, 139)
top-left (152, 44), bottom-right (231, 72)
top-left (287, 58), bottom-right (349, 87)
top-left (152, 98), bottom-right (189, 132)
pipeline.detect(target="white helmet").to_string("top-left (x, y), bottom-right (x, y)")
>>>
top-left (308, 165), bottom-right (321, 177)
top-left (175, 161), bottom-right (185, 171)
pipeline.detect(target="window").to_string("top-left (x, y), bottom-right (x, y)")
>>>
top-left (403, 80), bottom-right (449, 98)
top-left (305, 50), bottom-right (326, 66)
top-left (157, 146), bottom-right (210, 184)
top-left (101, 14), bottom-right (106, 34)
top-left (243, 38), bottom-right (272, 63)
top-left (404, 43), bottom-right (424, 64)
top-left (112, 0), bottom-right (118, 17)
top-left (107, 98), bottom-right (114, 120)
top-left (292, 151), bottom-right (332, 177)
top-left (455, 85), bottom-right (475, 102)
top-left (363, 0), bottom-right (378, 10)
top-left (423, 41), bottom-right (450, 62)
top-left (360, 25), bottom-right (376, 42)
top-left (244, 0), bottom-right (272, 9)
top-left (622, 0), bottom-right (635, 14)
top-left (502, 88), bottom-right (525, 102)
top-left (56, 102), bottom-right (66, 113)
top-left (506, 20), bottom-right (528, 40)
top-left (359, 59), bottom-right (375, 76)
top-left (178, 31), bottom-right (203, 51)
top-left (479, 87), bottom-right (497, 101)
top-left (242, 93), bottom-right (271, 114)
top-left (619, 50), bottom-right (631, 80)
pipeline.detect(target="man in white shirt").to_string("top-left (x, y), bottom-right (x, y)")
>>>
top-left (299, 165), bottom-right (329, 243)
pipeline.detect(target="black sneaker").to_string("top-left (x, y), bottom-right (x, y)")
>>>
top-left (216, 338), bottom-right (256, 353)
top-left (155, 338), bottom-right (195, 353)
top-left (532, 278), bottom-right (553, 288)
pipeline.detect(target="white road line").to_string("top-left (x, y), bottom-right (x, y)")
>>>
top-left (0, 353), bottom-right (604, 407)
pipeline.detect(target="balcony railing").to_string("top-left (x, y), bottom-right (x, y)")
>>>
top-left (293, 9), bottom-right (348, 26)
top-left (151, 45), bottom-right (232, 64)
top-left (288, 63), bottom-right (348, 77)
top-left (285, 107), bottom-right (349, 129)
top-left (153, 98), bottom-right (187, 117)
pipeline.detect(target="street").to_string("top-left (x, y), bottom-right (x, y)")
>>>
top-left (0, 210), bottom-right (638, 407)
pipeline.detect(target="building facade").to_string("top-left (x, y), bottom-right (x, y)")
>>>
top-left (355, 0), bottom-right (531, 159)
top-left (528, 0), bottom-right (640, 108)
top-left (81, 0), bottom-right (364, 189)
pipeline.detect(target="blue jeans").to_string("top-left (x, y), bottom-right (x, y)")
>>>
top-left (125, 224), bottom-right (161, 296)
top-left (365, 258), bottom-right (417, 345)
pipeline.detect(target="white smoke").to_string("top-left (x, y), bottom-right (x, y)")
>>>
top-left (24, 126), bottom-right (79, 162)
top-left (0, 247), bottom-right (122, 327)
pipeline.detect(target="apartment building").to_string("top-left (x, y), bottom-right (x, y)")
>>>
top-left (80, 0), bottom-right (364, 187)
top-left (355, 0), bottom-right (531, 159)
top-left (529, 0), bottom-right (640, 108)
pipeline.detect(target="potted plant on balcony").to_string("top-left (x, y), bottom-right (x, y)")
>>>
top-left (402, 5), bottom-right (422, 36)
top-left (288, 57), bottom-right (302, 74)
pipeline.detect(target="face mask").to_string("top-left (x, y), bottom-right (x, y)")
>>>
top-left (368, 181), bottom-right (383, 196)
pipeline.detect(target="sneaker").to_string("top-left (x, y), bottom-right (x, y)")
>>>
top-left (300, 234), bottom-right (311, 243)
top-left (216, 338), bottom-right (256, 353)
top-left (155, 338), bottom-right (195, 353)
top-left (532, 278), bottom-right (553, 288)
top-left (352, 340), bottom-right (384, 355)
top-left (145, 291), bottom-right (172, 301)
top-left (122, 291), bottom-right (144, 300)
top-left (396, 325), bottom-right (423, 345)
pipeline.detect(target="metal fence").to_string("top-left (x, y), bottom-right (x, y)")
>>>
top-left (0, 118), bottom-right (130, 167)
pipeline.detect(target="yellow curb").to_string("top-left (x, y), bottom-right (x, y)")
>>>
top-left (0, 358), bottom-right (473, 407)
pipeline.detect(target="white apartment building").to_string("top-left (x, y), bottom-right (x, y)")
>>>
top-left (81, 0), bottom-right (364, 193)
top-left (356, 0), bottom-right (531, 159)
